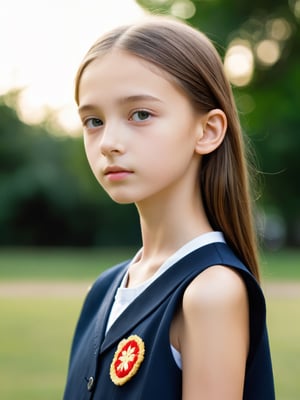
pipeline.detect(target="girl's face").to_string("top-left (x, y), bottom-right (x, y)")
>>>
top-left (78, 50), bottom-right (204, 206)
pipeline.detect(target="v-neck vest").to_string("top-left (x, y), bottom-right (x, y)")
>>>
top-left (106, 231), bottom-right (225, 333)
top-left (63, 242), bottom-right (275, 400)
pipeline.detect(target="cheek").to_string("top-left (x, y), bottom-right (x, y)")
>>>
top-left (83, 136), bottom-right (99, 174)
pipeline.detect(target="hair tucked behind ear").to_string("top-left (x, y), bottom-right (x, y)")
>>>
top-left (75, 16), bottom-right (260, 282)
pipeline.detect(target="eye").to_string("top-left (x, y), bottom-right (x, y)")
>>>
top-left (130, 110), bottom-right (152, 122)
top-left (84, 117), bottom-right (103, 129)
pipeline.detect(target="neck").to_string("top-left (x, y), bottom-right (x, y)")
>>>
top-left (135, 189), bottom-right (212, 262)
top-left (126, 172), bottom-right (214, 287)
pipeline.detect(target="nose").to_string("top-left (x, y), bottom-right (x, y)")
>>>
top-left (99, 122), bottom-right (125, 156)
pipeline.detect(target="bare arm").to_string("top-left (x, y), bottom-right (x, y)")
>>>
top-left (178, 266), bottom-right (249, 400)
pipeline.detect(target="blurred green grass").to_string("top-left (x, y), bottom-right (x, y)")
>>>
top-left (0, 247), bottom-right (137, 281)
top-left (267, 298), bottom-right (300, 400)
top-left (0, 247), bottom-right (299, 281)
top-left (0, 247), bottom-right (299, 399)
top-left (260, 249), bottom-right (300, 281)
top-left (0, 297), bottom-right (82, 400)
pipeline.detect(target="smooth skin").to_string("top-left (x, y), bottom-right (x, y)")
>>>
top-left (78, 50), bottom-right (249, 399)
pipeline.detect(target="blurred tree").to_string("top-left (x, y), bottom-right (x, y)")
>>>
top-left (136, 0), bottom-right (300, 246)
top-left (0, 94), bottom-right (139, 247)
top-left (1, 1), bottom-right (299, 247)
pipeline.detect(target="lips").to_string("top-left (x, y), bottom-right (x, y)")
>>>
top-left (103, 165), bottom-right (133, 181)
top-left (104, 166), bottom-right (132, 175)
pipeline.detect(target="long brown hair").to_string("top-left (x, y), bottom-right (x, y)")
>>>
top-left (75, 17), bottom-right (260, 281)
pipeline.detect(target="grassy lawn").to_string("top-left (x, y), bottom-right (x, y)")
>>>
top-left (0, 297), bottom-right (82, 400)
top-left (0, 246), bottom-right (299, 281)
top-left (0, 247), bottom-right (299, 399)
top-left (0, 246), bottom-right (137, 281)
top-left (267, 298), bottom-right (300, 399)
top-left (260, 249), bottom-right (300, 281)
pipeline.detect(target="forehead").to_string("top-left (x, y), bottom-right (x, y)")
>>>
top-left (77, 50), bottom-right (183, 104)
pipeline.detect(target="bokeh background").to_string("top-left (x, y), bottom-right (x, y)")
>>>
top-left (0, 0), bottom-right (299, 399)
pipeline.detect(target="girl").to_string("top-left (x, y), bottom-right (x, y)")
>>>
top-left (64, 16), bottom-right (274, 399)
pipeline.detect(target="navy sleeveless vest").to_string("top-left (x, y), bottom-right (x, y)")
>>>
top-left (63, 243), bottom-right (275, 399)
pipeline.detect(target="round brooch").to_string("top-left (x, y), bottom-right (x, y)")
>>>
top-left (110, 335), bottom-right (145, 386)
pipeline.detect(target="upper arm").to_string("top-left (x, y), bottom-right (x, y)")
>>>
top-left (179, 265), bottom-right (249, 400)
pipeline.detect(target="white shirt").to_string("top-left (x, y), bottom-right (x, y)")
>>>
top-left (105, 231), bottom-right (225, 368)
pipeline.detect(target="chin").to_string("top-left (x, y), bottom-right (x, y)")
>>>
top-left (108, 194), bottom-right (136, 205)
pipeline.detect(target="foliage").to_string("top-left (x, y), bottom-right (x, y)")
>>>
top-left (1, 0), bottom-right (300, 246)
top-left (136, 0), bottom-right (300, 245)
top-left (0, 95), bottom-right (139, 246)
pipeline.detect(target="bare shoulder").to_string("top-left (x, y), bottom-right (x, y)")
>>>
top-left (182, 265), bottom-right (248, 314)
top-left (178, 266), bottom-right (249, 399)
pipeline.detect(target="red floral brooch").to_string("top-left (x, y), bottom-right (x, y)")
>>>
top-left (110, 335), bottom-right (145, 386)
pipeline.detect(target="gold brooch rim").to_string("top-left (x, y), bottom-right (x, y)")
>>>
top-left (110, 334), bottom-right (145, 386)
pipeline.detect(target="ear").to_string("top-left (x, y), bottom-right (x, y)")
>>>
top-left (195, 109), bottom-right (227, 155)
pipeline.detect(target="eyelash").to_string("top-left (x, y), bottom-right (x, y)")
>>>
top-left (83, 117), bottom-right (103, 129)
top-left (82, 109), bottom-right (153, 130)
top-left (129, 110), bottom-right (153, 122)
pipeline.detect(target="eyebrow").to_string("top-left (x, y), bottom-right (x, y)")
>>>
top-left (118, 94), bottom-right (163, 104)
top-left (78, 94), bottom-right (163, 114)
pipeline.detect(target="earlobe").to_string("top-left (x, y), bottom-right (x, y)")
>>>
top-left (195, 109), bottom-right (227, 155)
